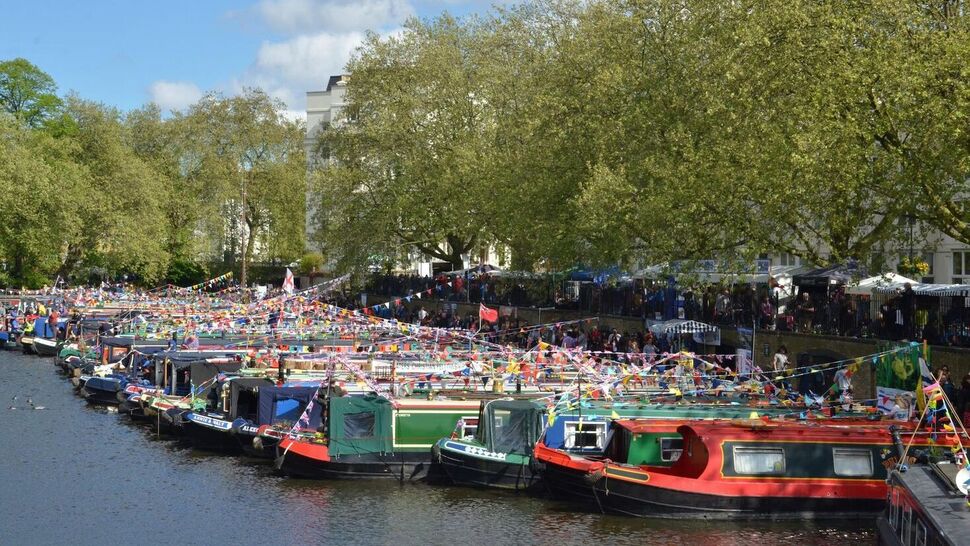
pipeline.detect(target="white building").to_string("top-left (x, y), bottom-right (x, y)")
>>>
top-left (305, 74), bottom-right (349, 170)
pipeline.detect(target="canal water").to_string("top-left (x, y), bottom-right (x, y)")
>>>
top-left (0, 350), bottom-right (876, 545)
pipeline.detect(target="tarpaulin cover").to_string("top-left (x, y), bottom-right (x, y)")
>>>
top-left (328, 395), bottom-right (392, 456)
top-left (32, 318), bottom-right (55, 339)
top-left (257, 386), bottom-right (322, 427)
top-left (227, 377), bottom-right (275, 417)
top-left (85, 376), bottom-right (122, 393)
top-left (186, 361), bottom-right (244, 397)
top-left (482, 399), bottom-right (545, 455)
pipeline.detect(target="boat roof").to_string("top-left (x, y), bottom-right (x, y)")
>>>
top-left (394, 399), bottom-right (483, 409)
top-left (675, 420), bottom-right (909, 442)
top-left (895, 464), bottom-right (970, 542)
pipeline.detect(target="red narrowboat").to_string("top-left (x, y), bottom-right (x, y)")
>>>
top-left (535, 419), bottom-right (947, 519)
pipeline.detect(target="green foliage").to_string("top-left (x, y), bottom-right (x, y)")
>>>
top-left (166, 258), bottom-right (209, 286)
top-left (0, 58), bottom-right (63, 127)
top-left (0, 57), bottom-right (308, 288)
top-left (309, 0), bottom-right (970, 273)
top-left (181, 88), bottom-right (306, 286)
top-left (297, 252), bottom-right (325, 275)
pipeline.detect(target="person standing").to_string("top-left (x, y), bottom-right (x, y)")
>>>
top-left (796, 293), bottom-right (815, 333)
top-left (772, 345), bottom-right (790, 374)
top-left (900, 283), bottom-right (915, 340)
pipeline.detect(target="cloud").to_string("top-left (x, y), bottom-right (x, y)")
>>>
top-left (255, 32), bottom-right (364, 88)
top-left (258, 0), bottom-right (412, 34)
top-left (147, 80), bottom-right (203, 112)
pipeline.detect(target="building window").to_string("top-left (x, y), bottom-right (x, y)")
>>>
top-left (919, 252), bottom-right (935, 283)
top-left (660, 437), bottom-right (683, 462)
top-left (953, 251), bottom-right (970, 283)
top-left (778, 253), bottom-right (800, 267)
top-left (564, 421), bottom-right (607, 450)
top-left (733, 446), bottom-right (786, 475)
top-left (832, 448), bottom-right (873, 477)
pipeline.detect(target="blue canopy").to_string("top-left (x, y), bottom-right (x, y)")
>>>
top-left (256, 385), bottom-right (322, 428)
top-left (32, 317), bottom-right (57, 339)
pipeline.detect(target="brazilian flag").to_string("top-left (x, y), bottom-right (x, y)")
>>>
top-left (875, 343), bottom-right (920, 391)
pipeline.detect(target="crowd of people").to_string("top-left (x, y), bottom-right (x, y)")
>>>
top-left (368, 273), bottom-right (970, 347)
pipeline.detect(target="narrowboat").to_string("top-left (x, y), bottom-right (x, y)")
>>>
top-left (233, 384), bottom-right (323, 458)
top-left (276, 396), bottom-right (481, 480)
top-left (33, 337), bottom-right (59, 357)
top-left (879, 460), bottom-right (970, 545)
top-left (79, 375), bottom-right (126, 405)
top-left (178, 377), bottom-right (276, 452)
top-left (20, 334), bottom-right (35, 354)
top-left (535, 420), bottom-right (931, 519)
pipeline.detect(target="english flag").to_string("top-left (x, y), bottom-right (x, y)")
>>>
top-left (283, 268), bottom-right (295, 294)
top-left (479, 303), bottom-right (498, 324)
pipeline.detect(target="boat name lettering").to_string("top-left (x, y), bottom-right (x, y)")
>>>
top-left (188, 414), bottom-right (233, 430)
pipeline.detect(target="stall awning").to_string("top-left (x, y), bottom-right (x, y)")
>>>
top-left (845, 273), bottom-right (918, 296)
top-left (648, 319), bottom-right (719, 335)
top-left (873, 283), bottom-right (970, 297)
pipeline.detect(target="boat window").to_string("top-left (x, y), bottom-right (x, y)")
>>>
top-left (916, 522), bottom-right (927, 546)
top-left (564, 421), bottom-right (607, 450)
top-left (343, 411), bottom-right (376, 439)
top-left (890, 489), bottom-right (899, 531)
top-left (832, 448), bottom-right (873, 477)
top-left (460, 416), bottom-right (478, 439)
top-left (901, 505), bottom-right (911, 543)
top-left (660, 437), bottom-right (683, 462)
top-left (733, 446), bottom-right (786, 475)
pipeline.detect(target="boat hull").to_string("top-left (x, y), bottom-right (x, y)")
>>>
top-left (433, 440), bottom-right (540, 490)
top-left (179, 415), bottom-right (241, 452)
top-left (276, 439), bottom-right (432, 480)
top-left (20, 337), bottom-right (35, 354)
top-left (80, 386), bottom-right (122, 406)
top-left (33, 338), bottom-right (58, 357)
top-left (539, 458), bottom-right (885, 520)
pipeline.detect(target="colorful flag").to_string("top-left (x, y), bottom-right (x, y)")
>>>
top-left (283, 268), bottom-right (295, 295)
top-left (479, 303), bottom-right (498, 323)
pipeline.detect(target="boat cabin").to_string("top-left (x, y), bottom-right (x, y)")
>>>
top-left (474, 399), bottom-right (545, 456)
top-left (880, 463), bottom-right (970, 546)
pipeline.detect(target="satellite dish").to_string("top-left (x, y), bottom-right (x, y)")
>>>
top-left (956, 467), bottom-right (970, 495)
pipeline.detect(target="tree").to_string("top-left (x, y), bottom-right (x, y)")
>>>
top-left (0, 116), bottom-right (82, 286)
top-left (57, 97), bottom-right (171, 283)
top-left (0, 58), bottom-right (63, 127)
top-left (183, 89), bottom-right (306, 287)
top-left (311, 16), bottom-right (498, 273)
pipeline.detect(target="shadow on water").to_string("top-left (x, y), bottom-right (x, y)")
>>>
top-left (0, 350), bottom-right (876, 545)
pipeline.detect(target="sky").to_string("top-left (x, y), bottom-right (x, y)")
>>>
top-left (0, 0), bottom-right (504, 119)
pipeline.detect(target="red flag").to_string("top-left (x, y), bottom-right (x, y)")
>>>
top-left (479, 303), bottom-right (498, 323)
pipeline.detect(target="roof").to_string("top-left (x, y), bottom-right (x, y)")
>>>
top-left (326, 74), bottom-right (349, 91)
top-left (895, 465), bottom-right (970, 542)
